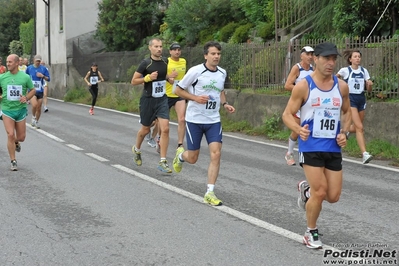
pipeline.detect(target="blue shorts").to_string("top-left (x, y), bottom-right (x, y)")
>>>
top-left (349, 93), bottom-right (366, 111)
top-left (185, 121), bottom-right (222, 150)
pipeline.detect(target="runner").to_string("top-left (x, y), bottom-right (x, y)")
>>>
top-left (40, 61), bottom-right (50, 112)
top-left (84, 62), bottom-right (105, 115)
top-left (153, 42), bottom-right (187, 153)
top-left (173, 41), bottom-right (235, 206)
top-left (130, 38), bottom-right (177, 173)
top-left (25, 55), bottom-right (50, 129)
top-left (0, 54), bottom-right (36, 170)
top-left (0, 57), bottom-right (6, 74)
top-left (282, 42), bottom-right (352, 249)
top-left (336, 49), bottom-right (373, 164)
top-left (284, 46), bottom-right (314, 165)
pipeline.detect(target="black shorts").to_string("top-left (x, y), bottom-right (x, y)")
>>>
top-left (34, 92), bottom-right (44, 99)
top-left (299, 152), bottom-right (342, 171)
top-left (349, 93), bottom-right (366, 111)
top-left (139, 95), bottom-right (169, 127)
top-left (168, 97), bottom-right (184, 109)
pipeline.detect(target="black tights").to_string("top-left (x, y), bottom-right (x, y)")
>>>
top-left (89, 85), bottom-right (98, 107)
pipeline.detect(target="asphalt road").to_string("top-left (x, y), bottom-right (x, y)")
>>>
top-left (0, 99), bottom-right (398, 266)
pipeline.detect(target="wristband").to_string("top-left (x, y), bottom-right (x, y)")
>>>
top-left (144, 74), bottom-right (152, 83)
top-left (222, 102), bottom-right (228, 106)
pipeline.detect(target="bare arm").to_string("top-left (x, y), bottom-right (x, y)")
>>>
top-left (131, 72), bottom-right (145, 85)
top-left (284, 65), bottom-right (299, 91)
top-left (220, 90), bottom-right (235, 113)
top-left (84, 71), bottom-right (90, 85)
top-left (98, 71), bottom-right (105, 82)
top-left (336, 79), bottom-right (351, 147)
top-left (282, 79), bottom-right (310, 140)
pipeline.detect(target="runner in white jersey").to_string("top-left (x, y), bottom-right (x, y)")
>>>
top-left (336, 49), bottom-right (373, 164)
top-left (172, 41), bottom-right (235, 206)
top-left (282, 42), bottom-right (352, 249)
top-left (284, 46), bottom-right (314, 165)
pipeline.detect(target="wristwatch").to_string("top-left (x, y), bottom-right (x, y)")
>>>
top-left (222, 102), bottom-right (228, 106)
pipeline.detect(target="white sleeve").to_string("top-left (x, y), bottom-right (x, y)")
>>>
top-left (177, 66), bottom-right (199, 90)
top-left (364, 68), bottom-right (371, 80)
top-left (337, 67), bottom-right (349, 79)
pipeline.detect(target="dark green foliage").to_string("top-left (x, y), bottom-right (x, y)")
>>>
top-left (220, 22), bottom-right (240, 42)
top-left (20, 18), bottom-right (34, 55)
top-left (96, 0), bottom-right (165, 51)
top-left (0, 0), bottom-right (33, 56)
top-left (231, 23), bottom-right (254, 44)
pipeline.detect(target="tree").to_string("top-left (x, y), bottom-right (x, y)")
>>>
top-left (96, 0), bottom-right (166, 51)
top-left (164, 0), bottom-right (245, 45)
top-left (20, 18), bottom-right (34, 55)
top-left (0, 0), bottom-right (33, 56)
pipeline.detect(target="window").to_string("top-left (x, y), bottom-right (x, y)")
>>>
top-left (59, 0), bottom-right (64, 31)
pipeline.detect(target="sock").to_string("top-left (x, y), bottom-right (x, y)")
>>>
top-left (160, 157), bottom-right (166, 162)
top-left (288, 137), bottom-right (296, 154)
top-left (177, 143), bottom-right (183, 148)
top-left (134, 146), bottom-right (141, 152)
top-left (307, 227), bottom-right (317, 232)
top-left (178, 153), bottom-right (185, 162)
top-left (207, 184), bottom-right (215, 193)
top-left (32, 116), bottom-right (36, 121)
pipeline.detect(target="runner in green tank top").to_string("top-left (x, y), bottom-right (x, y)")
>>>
top-left (0, 54), bottom-right (36, 171)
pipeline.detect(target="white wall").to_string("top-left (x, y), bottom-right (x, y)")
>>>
top-left (65, 0), bottom-right (99, 40)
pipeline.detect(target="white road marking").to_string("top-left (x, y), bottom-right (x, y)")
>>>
top-left (111, 164), bottom-right (357, 260)
top-left (86, 153), bottom-right (109, 162)
top-left (31, 127), bottom-right (65, 142)
top-left (66, 144), bottom-right (84, 151)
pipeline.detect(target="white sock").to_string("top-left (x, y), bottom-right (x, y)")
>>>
top-left (134, 146), bottom-right (141, 152)
top-left (178, 153), bottom-right (184, 162)
top-left (307, 227), bottom-right (317, 232)
top-left (207, 184), bottom-right (215, 193)
top-left (160, 157), bottom-right (166, 162)
top-left (288, 137), bottom-right (296, 154)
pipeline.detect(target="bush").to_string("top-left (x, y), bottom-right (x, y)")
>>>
top-left (198, 26), bottom-right (218, 44)
top-left (9, 40), bottom-right (23, 55)
top-left (126, 65), bottom-right (138, 81)
top-left (230, 23), bottom-right (253, 44)
top-left (220, 22), bottom-right (240, 42)
top-left (256, 22), bottom-right (274, 41)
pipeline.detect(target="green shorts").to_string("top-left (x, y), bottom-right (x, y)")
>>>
top-left (2, 108), bottom-right (28, 122)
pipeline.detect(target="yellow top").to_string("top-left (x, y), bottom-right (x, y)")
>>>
top-left (166, 57), bottom-right (186, 98)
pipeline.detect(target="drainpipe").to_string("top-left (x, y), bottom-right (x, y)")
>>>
top-left (42, 0), bottom-right (50, 65)
top-left (285, 26), bottom-right (313, 79)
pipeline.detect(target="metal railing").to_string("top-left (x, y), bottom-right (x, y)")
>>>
top-left (72, 36), bottom-right (399, 98)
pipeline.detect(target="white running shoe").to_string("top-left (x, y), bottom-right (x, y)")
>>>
top-left (147, 138), bottom-right (156, 148)
top-left (297, 180), bottom-right (309, 211)
top-left (303, 229), bottom-right (323, 249)
top-left (31, 119), bottom-right (36, 128)
top-left (362, 152), bottom-right (373, 164)
top-left (285, 152), bottom-right (296, 166)
top-left (144, 132), bottom-right (151, 141)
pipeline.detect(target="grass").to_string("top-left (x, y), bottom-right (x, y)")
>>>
top-left (64, 87), bottom-right (399, 165)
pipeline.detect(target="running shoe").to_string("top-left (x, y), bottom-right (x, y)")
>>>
top-left (89, 107), bottom-right (94, 115)
top-left (10, 160), bottom-right (18, 171)
top-left (297, 180), bottom-right (309, 211)
top-left (35, 122), bottom-right (40, 129)
top-left (303, 229), bottom-right (323, 249)
top-left (15, 142), bottom-right (21, 153)
top-left (44, 106), bottom-right (49, 113)
top-left (147, 138), bottom-right (156, 148)
top-left (173, 146), bottom-right (185, 173)
top-left (285, 152), bottom-right (296, 166)
top-left (31, 119), bottom-right (36, 128)
top-left (158, 160), bottom-right (172, 173)
top-left (362, 152), bottom-right (373, 164)
top-left (155, 136), bottom-right (161, 154)
top-left (144, 132), bottom-right (151, 141)
top-left (204, 191), bottom-right (223, 206)
top-left (132, 146), bottom-right (142, 166)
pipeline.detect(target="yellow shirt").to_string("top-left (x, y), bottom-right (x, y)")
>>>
top-left (18, 65), bottom-right (27, 72)
top-left (166, 57), bottom-right (186, 98)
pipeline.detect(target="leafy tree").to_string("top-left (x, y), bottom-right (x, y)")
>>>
top-left (20, 18), bottom-right (34, 55)
top-left (96, 0), bottom-right (166, 51)
top-left (164, 0), bottom-right (245, 45)
top-left (9, 40), bottom-right (23, 55)
top-left (0, 0), bottom-right (33, 56)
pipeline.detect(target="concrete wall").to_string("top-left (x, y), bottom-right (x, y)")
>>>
top-left (47, 64), bottom-right (399, 148)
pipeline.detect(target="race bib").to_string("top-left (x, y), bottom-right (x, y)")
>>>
top-left (33, 80), bottom-right (42, 91)
top-left (201, 94), bottom-right (220, 115)
top-left (7, 85), bottom-right (23, 101)
top-left (152, 80), bottom-right (166, 98)
top-left (312, 107), bottom-right (340, 139)
top-left (90, 76), bottom-right (99, 85)
top-left (172, 80), bottom-right (180, 94)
